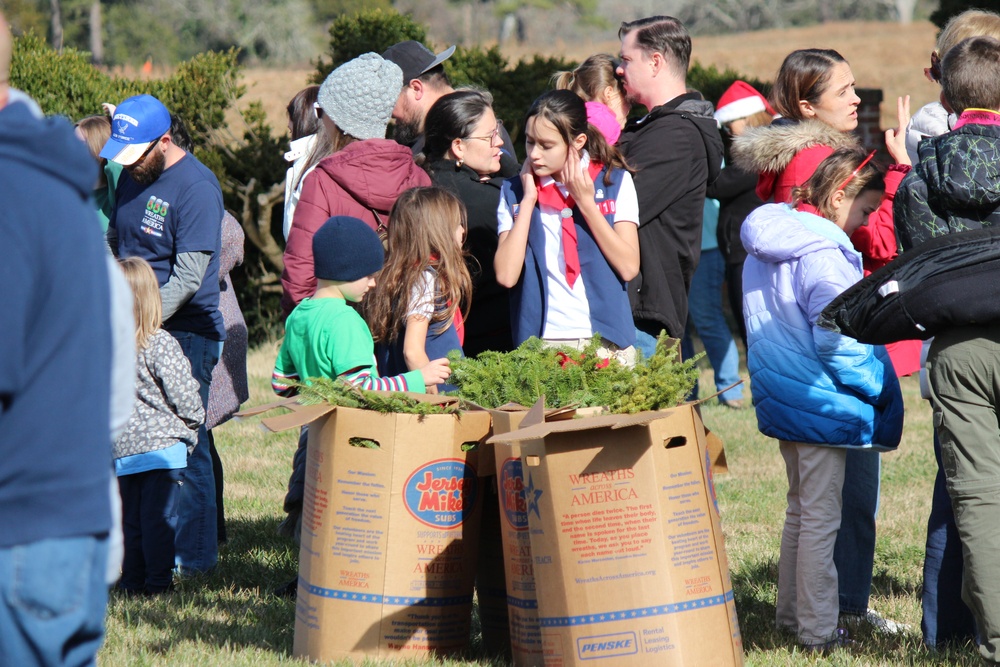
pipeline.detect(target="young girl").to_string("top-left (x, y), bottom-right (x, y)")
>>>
top-left (741, 147), bottom-right (904, 651)
top-left (366, 187), bottom-right (472, 393)
top-left (115, 257), bottom-right (204, 594)
top-left (494, 89), bottom-right (639, 361)
top-left (552, 54), bottom-right (630, 144)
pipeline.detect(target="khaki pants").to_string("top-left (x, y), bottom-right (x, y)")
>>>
top-left (928, 323), bottom-right (1000, 663)
top-left (776, 441), bottom-right (846, 645)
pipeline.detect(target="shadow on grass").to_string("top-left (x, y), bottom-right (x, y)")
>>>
top-left (109, 516), bottom-right (299, 655)
top-left (732, 558), bottom-right (982, 665)
top-left (108, 515), bottom-right (514, 663)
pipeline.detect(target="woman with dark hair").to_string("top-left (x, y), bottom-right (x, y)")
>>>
top-left (733, 47), bottom-right (913, 635)
top-left (282, 85), bottom-right (324, 241)
top-left (421, 89), bottom-right (519, 356)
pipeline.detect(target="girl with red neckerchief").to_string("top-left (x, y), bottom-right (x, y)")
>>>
top-left (494, 90), bottom-right (639, 364)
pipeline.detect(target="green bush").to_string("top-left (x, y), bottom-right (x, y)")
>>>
top-left (313, 8), bottom-right (427, 82)
top-left (688, 62), bottom-right (771, 109)
top-left (10, 33), bottom-right (289, 344)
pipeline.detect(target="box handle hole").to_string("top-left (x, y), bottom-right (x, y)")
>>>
top-left (664, 436), bottom-right (687, 449)
top-left (349, 437), bottom-right (380, 449)
top-left (461, 441), bottom-right (480, 452)
top-left (525, 455), bottom-right (541, 467)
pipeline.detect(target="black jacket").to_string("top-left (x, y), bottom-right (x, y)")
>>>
top-left (819, 225), bottom-right (1000, 344)
top-left (618, 93), bottom-right (724, 338)
top-left (428, 158), bottom-right (518, 356)
top-left (895, 121), bottom-right (1000, 251)
top-left (707, 133), bottom-right (762, 266)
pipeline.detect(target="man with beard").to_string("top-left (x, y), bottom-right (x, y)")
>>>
top-left (615, 16), bottom-right (723, 358)
top-left (104, 94), bottom-right (225, 575)
top-left (382, 40), bottom-right (517, 163)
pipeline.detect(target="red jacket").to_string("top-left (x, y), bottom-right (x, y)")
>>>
top-left (280, 139), bottom-right (431, 317)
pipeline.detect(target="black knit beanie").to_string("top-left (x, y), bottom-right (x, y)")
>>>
top-left (312, 216), bottom-right (385, 281)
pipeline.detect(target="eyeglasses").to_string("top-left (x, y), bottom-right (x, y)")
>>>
top-left (837, 150), bottom-right (877, 191)
top-left (313, 102), bottom-right (324, 120)
top-left (465, 119), bottom-right (503, 144)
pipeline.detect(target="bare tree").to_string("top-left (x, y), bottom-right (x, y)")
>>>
top-left (50, 0), bottom-right (63, 50)
top-left (89, 0), bottom-right (103, 65)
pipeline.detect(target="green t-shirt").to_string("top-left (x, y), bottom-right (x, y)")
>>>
top-left (275, 297), bottom-right (425, 392)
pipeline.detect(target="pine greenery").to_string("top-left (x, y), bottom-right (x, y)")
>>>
top-left (294, 377), bottom-right (460, 415)
top-left (448, 334), bottom-right (700, 413)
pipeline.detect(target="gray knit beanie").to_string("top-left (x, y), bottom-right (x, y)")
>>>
top-left (317, 53), bottom-right (403, 141)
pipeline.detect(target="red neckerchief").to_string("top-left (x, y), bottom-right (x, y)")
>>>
top-left (427, 254), bottom-right (465, 345)
top-left (534, 160), bottom-right (604, 288)
top-left (953, 108), bottom-right (1000, 129)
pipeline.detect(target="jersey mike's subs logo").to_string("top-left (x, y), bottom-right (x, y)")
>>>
top-left (403, 459), bottom-right (478, 529)
top-left (500, 458), bottom-right (529, 531)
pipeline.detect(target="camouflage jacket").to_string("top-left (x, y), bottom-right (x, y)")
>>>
top-left (895, 121), bottom-right (1000, 252)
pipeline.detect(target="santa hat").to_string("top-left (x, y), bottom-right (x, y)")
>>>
top-left (714, 81), bottom-right (775, 125)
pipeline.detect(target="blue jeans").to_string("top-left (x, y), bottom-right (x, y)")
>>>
top-left (682, 249), bottom-right (742, 402)
top-left (0, 534), bottom-right (109, 667)
top-left (833, 448), bottom-right (880, 615)
top-left (118, 469), bottom-right (182, 592)
top-left (922, 432), bottom-right (977, 647)
top-left (170, 331), bottom-right (222, 574)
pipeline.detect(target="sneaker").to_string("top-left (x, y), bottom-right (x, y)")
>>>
top-left (841, 608), bottom-right (909, 635)
top-left (801, 627), bottom-right (852, 653)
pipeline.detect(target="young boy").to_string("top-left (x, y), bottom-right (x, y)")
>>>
top-left (894, 36), bottom-right (1000, 663)
top-left (272, 215), bottom-right (450, 394)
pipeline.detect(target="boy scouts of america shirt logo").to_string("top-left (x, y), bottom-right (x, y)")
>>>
top-left (142, 195), bottom-right (170, 237)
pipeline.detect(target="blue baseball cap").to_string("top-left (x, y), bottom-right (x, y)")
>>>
top-left (100, 94), bottom-right (171, 166)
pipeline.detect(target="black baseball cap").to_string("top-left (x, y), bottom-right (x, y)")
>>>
top-left (382, 41), bottom-right (456, 85)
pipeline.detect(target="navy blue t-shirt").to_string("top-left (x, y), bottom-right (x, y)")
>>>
top-left (111, 153), bottom-right (226, 340)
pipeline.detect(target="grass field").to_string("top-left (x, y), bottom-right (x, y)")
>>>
top-left (99, 341), bottom-right (983, 666)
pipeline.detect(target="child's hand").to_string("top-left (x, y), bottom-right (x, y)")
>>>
top-left (420, 357), bottom-right (451, 389)
top-left (560, 146), bottom-right (595, 204)
top-left (885, 95), bottom-right (911, 167)
top-left (519, 159), bottom-right (537, 202)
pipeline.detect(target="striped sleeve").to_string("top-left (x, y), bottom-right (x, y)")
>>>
top-left (342, 367), bottom-right (426, 393)
top-left (271, 369), bottom-right (299, 396)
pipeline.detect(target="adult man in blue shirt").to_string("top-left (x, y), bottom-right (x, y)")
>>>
top-left (104, 94), bottom-right (225, 574)
top-left (0, 11), bottom-right (114, 664)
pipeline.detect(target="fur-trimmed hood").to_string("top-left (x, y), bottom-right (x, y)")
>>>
top-left (731, 119), bottom-right (858, 175)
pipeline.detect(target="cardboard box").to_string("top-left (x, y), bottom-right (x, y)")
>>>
top-left (249, 397), bottom-right (491, 663)
top-left (489, 404), bottom-right (743, 667)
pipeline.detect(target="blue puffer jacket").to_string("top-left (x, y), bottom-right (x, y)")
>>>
top-left (742, 204), bottom-right (903, 450)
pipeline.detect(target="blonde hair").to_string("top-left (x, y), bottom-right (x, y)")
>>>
top-left (552, 54), bottom-right (624, 104)
top-left (118, 257), bottom-right (162, 349)
top-left (937, 9), bottom-right (1000, 57)
top-left (365, 187), bottom-right (472, 344)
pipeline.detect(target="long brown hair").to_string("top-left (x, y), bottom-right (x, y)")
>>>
top-left (118, 257), bottom-right (162, 350)
top-left (365, 187), bottom-right (473, 343)
top-left (525, 89), bottom-right (630, 186)
top-left (552, 54), bottom-right (624, 104)
top-left (770, 49), bottom-right (849, 120)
